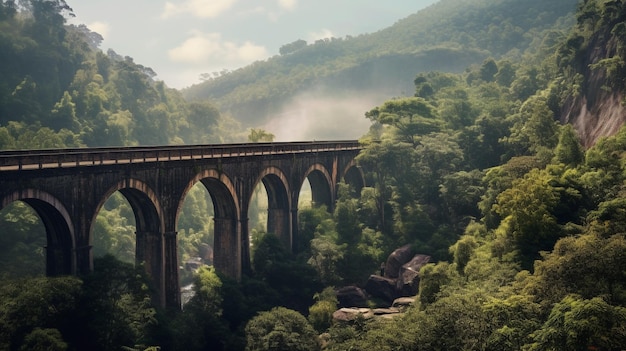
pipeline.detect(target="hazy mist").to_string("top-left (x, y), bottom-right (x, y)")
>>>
top-left (261, 87), bottom-right (400, 141)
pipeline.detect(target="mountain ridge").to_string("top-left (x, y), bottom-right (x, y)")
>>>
top-left (183, 0), bottom-right (579, 139)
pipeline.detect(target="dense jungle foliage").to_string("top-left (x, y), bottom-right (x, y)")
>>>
top-left (0, 0), bottom-right (243, 149)
top-left (3, 0), bottom-right (626, 350)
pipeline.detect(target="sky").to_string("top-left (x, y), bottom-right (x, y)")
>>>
top-left (68, 0), bottom-right (439, 89)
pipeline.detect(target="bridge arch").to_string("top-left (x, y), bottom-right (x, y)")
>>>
top-left (253, 166), bottom-right (292, 250)
top-left (301, 163), bottom-right (334, 211)
top-left (96, 180), bottom-right (164, 233)
top-left (95, 179), bottom-right (165, 304)
top-left (1, 189), bottom-right (75, 276)
top-left (180, 169), bottom-right (241, 279)
top-left (95, 179), bottom-right (164, 248)
top-left (342, 160), bottom-right (365, 196)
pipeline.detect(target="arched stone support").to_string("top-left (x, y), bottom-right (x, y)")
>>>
top-left (1, 190), bottom-right (76, 276)
top-left (213, 217), bottom-right (241, 279)
top-left (136, 231), bottom-right (165, 307)
top-left (74, 245), bottom-right (93, 274)
top-left (240, 217), bottom-right (251, 276)
top-left (303, 164), bottom-right (334, 211)
top-left (342, 160), bottom-right (366, 195)
top-left (251, 167), bottom-right (293, 255)
top-left (164, 231), bottom-right (180, 308)
top-left (267, 206), bottom-right (292, 250)
top-left (0, 141), bottom-right (361, 310)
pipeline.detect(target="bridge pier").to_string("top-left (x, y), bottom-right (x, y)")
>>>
top-left (267, 207), bottom-right (292, 250)
top-left (240, 217), bottom-right (251, 276)
top-left (290, 208), bottom-right (299, 252)
top-left (75, 245), bottom-right (92, 275)
top-left (45, 245), bottom-right (72, 276)
top-left (136, 231), bottom-right (165, 307)
top-left (164, 231), bottom-right (180, 309)
top-left (213, 217), bottom-right (241, 280)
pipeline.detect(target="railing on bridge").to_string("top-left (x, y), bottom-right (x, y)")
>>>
top-left (0, 141), bottom-right (361, 171)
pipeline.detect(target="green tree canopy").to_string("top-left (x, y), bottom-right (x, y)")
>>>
top-left (245, 307), bottom-right (319, 351)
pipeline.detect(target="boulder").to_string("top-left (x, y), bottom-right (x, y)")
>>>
top-left (384, 244), bottom-right (415, 279)
top-left (332, 308), bottom-right (374, 322)
top-left (336, 285), bottom-right (368, 308)
top-left (365, 274), bottom-right (398, 303)
top-left (373, 307), bottom-right (402, 320)
top-left (372, 307), bottom-right (400, 315)
top-left (397, 254), bottom-right (431, 296)
top-left (392, 297), bottom-right (416, 311)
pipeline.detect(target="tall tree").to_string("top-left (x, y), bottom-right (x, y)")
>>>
top-left (245, 307), bottom-right (319, 351)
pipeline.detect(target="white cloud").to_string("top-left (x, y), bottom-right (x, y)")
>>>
top-left (233, 1), bottom-right (294, 22)
top-left (263, 90), bottom-right (375, 141)
top-left (236, 41), bottom-right (270, 61)
top-left (161, 0), bottom-right (237, 19)
top-left (238, 6), bottom-right (267, 17)
top-left (168, 32), bottom-right (268, 66)
top-left (87, 21), bottom-right (110, 39)
top-left (278, 0), bottom-right (297, 11)
top-left (308, 28), bottom-right (334, 42)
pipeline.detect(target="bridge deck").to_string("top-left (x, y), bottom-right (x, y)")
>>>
top-left (0, 140), bottom-right (361, 171)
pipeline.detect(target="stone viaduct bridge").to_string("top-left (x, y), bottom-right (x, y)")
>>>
top-left (0, 141), bottom-right (363, 309)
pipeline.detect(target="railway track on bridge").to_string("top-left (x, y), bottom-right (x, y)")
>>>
top-left (0, 140), bottom-right (361, 171)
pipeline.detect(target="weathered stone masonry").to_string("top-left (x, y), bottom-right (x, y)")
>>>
top-left (0, 141), bottom-right (363, 309)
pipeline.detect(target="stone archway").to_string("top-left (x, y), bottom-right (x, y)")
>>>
top-left (94, 179), bottom-right (165, 305)
top-left (254, 166), bottom-right (292, 250)
top-left (302, 163), bottom-right (334, 211)
top-left (180, 169), bottom-right (241, 280)
top-left (1, 189), bottom-right (75, 276)
top-left (342, 160), bottom-right (365, 196)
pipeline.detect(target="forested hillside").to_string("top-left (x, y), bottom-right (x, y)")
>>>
top-left (182, 0), bottom-right (578, 135)
top-left (0, 0), bottom-right (236, 149)
top-left (314, 0), bottom-right (626, 348)
top-left (3, 0), bottom-right (626, 350)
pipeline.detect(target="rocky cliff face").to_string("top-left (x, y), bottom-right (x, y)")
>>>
top-left (560, 9), bottom-right (626, 148)
top-left (562, 89), bottom-right (626, 148)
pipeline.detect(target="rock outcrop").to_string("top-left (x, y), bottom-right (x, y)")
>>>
top-left (336, 285), bottom-right (368, 308)
top-left (561, 15), bottom-right (626, 148)
top-left (332, 246), bottom-right (428, 322)
top-left (332, 297), bottom-right (415, 323)
top-left (397, 254), bottom-right (431, 297)
top-left (364, 275), bottom-right (397, 303)
top-left (383, 244), bottom-right (415, 279)
top-left (332, 308), bottom-right (375, 322)
top-left (365, 245), bottom-right (431, 304)
top-left (392, 297), bottom-right (416, 311)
